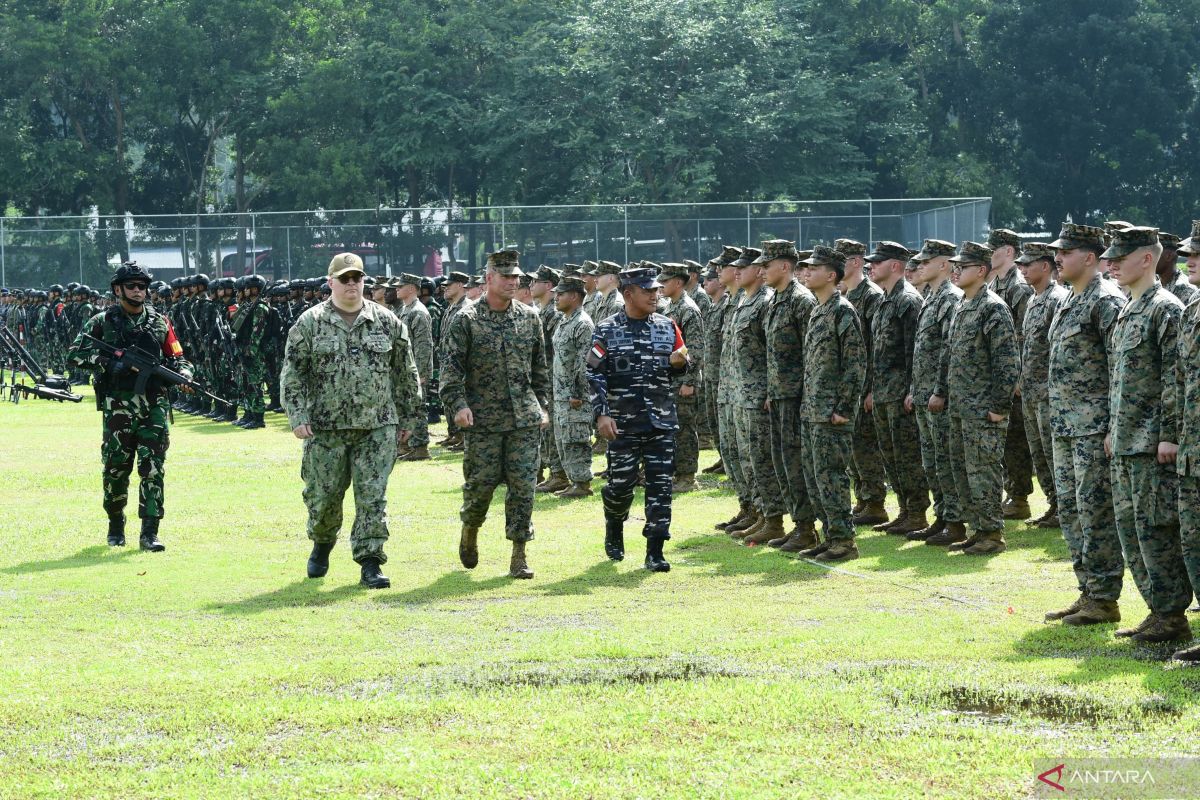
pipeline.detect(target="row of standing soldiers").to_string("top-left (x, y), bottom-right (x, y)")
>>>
top-left (1, 283), bottom-right (106, 380)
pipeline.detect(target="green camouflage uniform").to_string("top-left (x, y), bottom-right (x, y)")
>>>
top-left (1020, 279), bottom-right (1069, 511)
top-left (732, 284), bottom-right (786, 518)
top-left (67, 306), bottom-right (192, 520)
top-left (231, 296), bottom-right (272, 414)
top-left (990, 266), bottom-right (1035, 500)
top-left (1175, 293), bottom-right (1200, 604)
top-left (845, 277), bottom-right (888, 506)
top-left (551, 305), bottom-right (595, 483)
top-left (440, 298), bottom-right (550, 542)
top-left (703, 291), bottom-right (729, 457)
top-left (663, 289), bottom-right (704, 477)
top-left (1163, 270), bottom-right (1198, 307)
top-left (539, 298), bottom-right (565, 474)
top-left (399, 298), bottom-right (434, 448)
top-left (281, 299), bottom-right (422, 564)
top-left (716, 290), bottom-right (750, 506)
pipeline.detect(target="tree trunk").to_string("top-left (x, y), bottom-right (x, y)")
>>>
top-left (235, 131), bottom-right (247, 276)
top-left (110, 85), bottom-right (130, 263)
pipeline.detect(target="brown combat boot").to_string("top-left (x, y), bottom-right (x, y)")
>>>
top-left (402, 445), bottom-right (431, 461)
top-left (814, 539), bottom-right (859, 562)
top-left (508, 540), bottom-right (534, 579)
top-left (798, 539), bottom-right (830, 558)
top-left (671, 473), bottom-right (700, 494)
top-left (744, 515), bottom-right (785, 545)
top-left (1116, 612), bottom-right (1156, 638)
top-left (1172, 642), bottom-right (1200, 663)
top-left (730, 512), bottom-right (764, 540)
top-left (853, 502), bottom-right (889, 526)
top-left (1002, 495), bottom-right (1031, 520)
top-left (1045, 592), bottom-right (1088, 622)
top-left (851, 499), bottom-right (866, 516)
top-left (1131, 612), bottom-right (1191, 643)
top-left (873, 508), bottom-right (906, 532)
top-left (963, 530), bottom-right (1006, 555)
top-left (906, 517), bottom-right (945, 541)
top-left (555, 480), bottom-right (593, 498)
top-left (926, 521), bottom-right (966, 547)
top-left (536, 472), bottom-right (570, 493)
top-left (888, 510), bottom-right (928, 536)
top-left (701, 458), bottom-right (724, 474)
top-left (459, 524), bottom-right (479, 569)
top-left (591, 438), bottom-right (608, 455)
top-left (1062, 597), bottom-right (1120, 626)
top-left (716, 502), bottom-right (750, 531)
top-left (777, 524), bottom-right (819, 553)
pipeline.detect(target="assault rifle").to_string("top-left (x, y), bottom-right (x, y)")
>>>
top-left (80, 333), bottom-right (230, 406)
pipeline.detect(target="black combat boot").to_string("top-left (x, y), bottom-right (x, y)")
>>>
top-left (307, 541), bottom-right (335, 578)
top-left (234, 410), bottom-right (253, 428)
top-left (107, 514), bottom-right (126, 547)
top-left (243, 412), bottom-right (265, 430)
top-left (139, 518), bottom-right (165, 552)
top-left (359, 558), bottom-right (391, 589)
top-left (644, 537), bottom-right (671, 573)
top-left (604, 519), bottom-right (625, 562)
top-left (218, 404), bottom-right (239, 423)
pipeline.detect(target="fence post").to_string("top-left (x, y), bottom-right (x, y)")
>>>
top-left (500, 207), bottom-right (506, 248)
top-left (286, 227), bottom-right (292, 280)
top-left (594, 221), bottom-right (600, 262)
top-left (746, 203), bottom-right (751, 244)
top-left (623, 206), bottom-right (629, 264)
top-left (1, 216), bottom-right (6, 286)
top-left (868, 199), bottom-right (874, 247)
top-left (250, 213), bottom-right (257, 275)
top-left (78, 231), bottom-right (84, 282)
top-left (696, 217), bottom-right (701, 262)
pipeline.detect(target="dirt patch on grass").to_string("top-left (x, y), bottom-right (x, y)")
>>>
top-left (906, 684), bottom-right (1183, 727)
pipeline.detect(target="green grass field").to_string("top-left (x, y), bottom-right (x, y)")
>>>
top-left (1, 391), bottom-right (1198, 799)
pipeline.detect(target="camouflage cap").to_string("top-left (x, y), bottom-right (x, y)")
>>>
top-left (987, 228), bottom-right (1021, 249)
top-left (912, 239), bottom-right (957, 262)
top-left (1049, 223), bottom-right (1107, 251)
top-left (639, 260), bottom-right (663, 273)
top-left (561, 263), bottom-right (581, 273)
top-left (554, 275), bottom-right (587, 294)
top-left (834, 238), bottom-right (867, 257)
top-left (949, 241), bottom-right (994, 266)
top-left (446, 270), bottom-right (471, 285)
top-left (731, 247), bottom-right (762, 268)
top-left (801, 245), bottom-right (847, 270)
top-left (398, 273), bottom-right (423, 287)
top-left (1179, 220), bottom-right (1200, 256)
top-left (864, 240), bottom-right (915, 263)
top-left (751, 239), bottom-right (800, 265)
top-left (533, 265), bottom-right (561, 285)
top-left (704, 266), bottom-right (720, 281)
top-left (683, 259), bottom-right (704, 274)
top-left (1159, 231), bottom-right (1181, 249)
top-left (719, 245), bottom-right (744, 264)
top-left (518, 272), bottom-right (534, 288)
top-left (581, 260), bottom-right (599, 275)
top-left (619, 267), bottom-right (663, 289)
top-left (659, 262), bottom-right (690, 280)
top-left (327, 252), bottom-right (365, 278)
top-left (1016, 242), bottom-right (1057, 265)
top-left (795, 250), bottom-right (813, 263)
top-left (469, 275), bottom-right (485, 288)
top-left (1100, 226), bottom-right (1160, 260)
top-left (597, 260), bottom-right (623, 276)
top-left (1104, 220), bottom-right (1134, 234)
top-left (485, 249), bottom-right (522, 275)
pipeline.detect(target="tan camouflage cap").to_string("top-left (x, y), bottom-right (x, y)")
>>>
top-left (802, 245), bottom-right (847, 270)
top-left (864, 240), bottom-right (915, 263)
top-left (398, 273), bottom-right (423, 287)
top-left (1179, 220), bottom-right (1200, 256)
top-left (659, 262), bottom-right (690, 280)
top-left (834, 238), bottom-right (867, 257)
top-left (597, 260), bottom-right (623, 276)
top-left (731, 247), bottom-right (762, 268)
top-left (446, 270), bottom-right (471, 285)
top-left (1101, 226), bottom-right (1160, 260)
top-left (1016, 242), bottom-right (1056, 265)
top-left (1049, 223), bottom-right (1106, 251)
top-left (1159, 231), bottom-right (1181, 249)
top-left (554, 275), bottom-right (587, 294)
top-left (751, 239), bottom-right (800, 265)
top-left (533, 265), bottom-right (561, 285)
top-left (949, 241), bottom-right (994, 266)
top-left (327, 252), bottom-right (365, 278)
top-left (987, 228), bottom-right (1021, 249)
top-left (913, 239), bottom-right (957, 262)
top-left (485, 249), bottom-right (522, 275)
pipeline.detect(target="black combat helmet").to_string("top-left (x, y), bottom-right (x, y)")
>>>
top-left (111, 262), bottom-right (154, 287)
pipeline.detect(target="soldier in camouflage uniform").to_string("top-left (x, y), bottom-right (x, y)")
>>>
top-left (1172, 221), bottom-right (1200, 661)
top-left (1016, 242), bottom-right (1070, 527)
top-left (230, 274), bottom-right (272, 429)
top-left (588, 267), bottom-right (690, 572)
top-left (684, 260), bottom-right (715, 447)
top-left (986, 229), bottom-right (1036, 520)
top-left (530, 266), bottom-right (567, 492)
top-left (904, 239), bottom-right (964, 543)
top-left (864, 240), bottom-right (929, 534)
top-left (436, 272), bottom-right (471, 449)
top-left (396, 274), bottom-right (434, 460)
top-left (660, 263), bottom-right (705, 493)
top-left (837, 238), bottom-right (889, 524)
top-left (282, 253), bottom-right (421, 589)
top-left (549, 275), bottom-right (595, 497)
top-left (1102, 227), bottom-right (1192, 643)
top-left (67, 263), bottom-right (191, 552)
top-left (701, 248), bottom-right (738, 476)
top-left (793, 246), bottom-right (866, 561)
top-left (441, 250), bottom-right (550, 580)
top-left (1155, 231), bottom-right (1196, 306)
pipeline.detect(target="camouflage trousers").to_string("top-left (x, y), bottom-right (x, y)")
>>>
top-left (674, 396), bottom-right (700, 476)
top-left (408, 384), bottom-right (430, 448)
top-left (460, 426), bottom-right (540, 542)
top-left (768, 398), bottom-right (816, 525)
top-left (717, 402), bottom-right (750, 505)
top-left (1176, 474), bottom-right (1200, 607)
top-left (302, 425), bottom-right (397, 564)
top-left (695, 384), bottom-right (713, 442)
top-left (873, 400), bottom-right (929, 514)
top-left (735, 405), bottom-right (787, 518)
top-left (917, 406), bottom-right (962, 523)
top-left (541, 398), bottom-right (563, 473)
top-left (801, 421), bottom-right (854, 542)
top-left (704, 379), bottom-right (720, 449)
top-left (100, 395), bottom-right (171, 520)
top-left (1051, 434), bottom-right (1124, 601)
top-left (1003, 398), bottom-right (1034, 500)
top-left (948, 413), bottom-right (1007, 533)
top-left (1022, 395), bottom-right (1057, 509)
top-left (241, 356), bottom-right (267, 414)
top-left (1111, 454), bottom-right (1192, 615)
top-left (849, 407), bottom-right (887, 506)
top-left (553, 417), bottom-right (593, 484)
top-left (603, 429), bottom-right (675, 539)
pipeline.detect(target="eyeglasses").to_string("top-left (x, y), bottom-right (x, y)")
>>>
top-left (335, 273), bottom-right (364, 284)
top-left (122, 283), bottom-right (149, 291)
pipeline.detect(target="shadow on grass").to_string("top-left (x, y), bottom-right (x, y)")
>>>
top-left (376, 570), bottom-right (514, 606)
top-left (858, 521), bottom-right (1068, 579)
top-left (534, 558), bottom-right (655, 596)
top-left (207, 578), bottom-right (364, 614)
top-left (2, 545), bottom-right (138, 574)
top-left (673, 534), bottom-right (831, 587)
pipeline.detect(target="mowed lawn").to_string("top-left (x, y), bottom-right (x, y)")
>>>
top-left (1, 390), bottom-right (1198, 800)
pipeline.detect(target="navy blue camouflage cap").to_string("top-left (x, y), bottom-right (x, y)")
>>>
top-left (1049, 223), bottom-right (1107, 251)
top-left (485, 249), bottom-right (522, 275)
top-left (1100, 226), bottom-right (1160, 260)
top-left (913, 239), bottom-right (957, 262)
top-left (1016, 242), bottom-right (1056, 265)
top-left (864, 240), bottom-right (915, 263)
top-left (987, 228), bottom-right (1022, 249)
top-left (619, 267), bottom-right (663, 289)
top-left (949, 241), bottom-right (994, 266)
top-left (1179, 220), bottom-right (1200, 256)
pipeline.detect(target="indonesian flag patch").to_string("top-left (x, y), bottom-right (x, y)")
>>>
top-left (586, 341), bottom-right (606, 369)
top-left (162, 320), bottom-right (184, 358)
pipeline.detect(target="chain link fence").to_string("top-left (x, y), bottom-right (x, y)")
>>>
top-left (0, 197), bottom-right (990, 288)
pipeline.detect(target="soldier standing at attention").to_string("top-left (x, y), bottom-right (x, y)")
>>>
top-left (904, 240), bottom-right (964, 543)
top-left (659, 263), bottom-right (705, 493)
top-left (282, 253), bottom-right (421, 589)
top-left (714, 249), bottom-right (753, 530)
top-left (701, 248), bottom-right (737, 476)
top-left (67, 263), bottom-right (192, 552)
top-left (1103, 227), bottom-right (1192, 643)
top-left (1016, 243), bottom-right (1070, 527)
top-left (865, 240), bottom-right (929, 535)
top-left (588, 267), bottom-right (690, 571)
top-left (436, 271), bottom-right (471, 450)
top-left (837, 239), bottom-right (889, 526)
top-left (986, 229), bottom-right (1036, 521)
top-left (532, 266), bottom-right (569, 493)
top-left (592, 261), bottom-right (626, 324)
top-left (1172, 220), bottom-right (1200, 662)
top-left (549, 275), bottom-right (596, 498)
top-left (396, 274), bottom-right (434, 461)
top-left (441, 250), bottom-right (550, 580)
top-left (1156, 231), bottom-right (1197, 306)
top-left (1044, 224), bottom-right (1128, 626)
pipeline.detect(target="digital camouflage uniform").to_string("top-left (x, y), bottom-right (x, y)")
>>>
top-left (439, 291), bottom-right (469, 434)
top-left (551, 302), bottom-right (595, 483)
top-left (844, 275), bottom-right (888, 507)
top-left (731, 281), bottom-right (786, 519)
top-left (988, 250), bottom-right (1036, 503)
top-left (539, 294), bottom-right (565, 475)
top-left (701, 287), bottom-right (726, 444)
top-left (1162, 270), bottom-right (1197, 307)
top-left (662, 269), bottom-right (704, 478)
top-left (1019, 267), bottom-right (1069, 514)
top-left (281, 299), bottom-right (422, 564)
top-left (717, 288), bottom-right (750, 507)
top-left (68, 305), bottom-right (191, 520)
top-left (231, 293), bottom-right (272, 415)
top-left (1176, 291), bottom-right (1200, 610)
top-left (400, 295), bottom-right (434, 448)
top-left (440, 291), bottom-right (549, 542)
